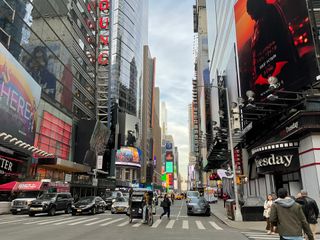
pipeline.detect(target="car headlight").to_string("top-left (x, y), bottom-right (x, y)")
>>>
top-left (71, 205), bottom-right (75, 208)
top-left (112, 199), bottom-right (116, 203)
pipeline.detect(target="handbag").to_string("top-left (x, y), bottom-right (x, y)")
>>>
top-left (160, 201), bottom-right (165, 207)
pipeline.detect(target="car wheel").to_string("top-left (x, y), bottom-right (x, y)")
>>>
top-left (91, 207), bottom-right (97, 215)
top-left (72, 212), bottom-right (76, 216)
top-left (49, 207), bottom-right (56, 216)
top-left (29, 212), bottom-right (35, 217)
top-left (65, 205), bottom-right (72, 214)
top-left (12, 212), bottom-right (17, 215)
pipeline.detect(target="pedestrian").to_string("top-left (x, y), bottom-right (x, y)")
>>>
top-left (171, 192), bottom-right (175, 205)
top-left (160, 194), bottom-right (171, 220)
top-left (296, 190), bottom-right (319, 240)
top-left (270, 188), bottom-right (314, 240)
top-left (264, 194), bottom-right (276, 235)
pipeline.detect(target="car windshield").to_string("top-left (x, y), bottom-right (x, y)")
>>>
top-left (105, 192), bottom-right (118, 198)
top-left (116, 197), bottom-right (126, 202)
top-left (187, 192), bottom-right (199, 197)
top-left (77, 197), bottom-right (95, 204)
top-left (189, 197), bottom-right (200, 203)
top-left (38, 193), bottom-right (57, 200)
top-left (16, 191), bottom-right (40, 198)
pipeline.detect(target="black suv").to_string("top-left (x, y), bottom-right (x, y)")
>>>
top-left (29, 193), bottom-right (73, 216)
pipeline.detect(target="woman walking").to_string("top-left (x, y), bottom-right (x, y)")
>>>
top-left (160, 194), bottom-right (171, 220)
top-left (264, 194), bottom-right (276, 235)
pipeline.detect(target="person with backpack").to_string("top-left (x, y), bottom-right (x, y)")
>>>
top-left (160, 194), bottom-right (171, 220)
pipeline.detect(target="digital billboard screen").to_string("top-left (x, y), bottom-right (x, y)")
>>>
top-left (166, 161), bottom-right (173, 173)
top-left (165, 151), bottom-right (174, 161)
top-left (0, 43), bottom-right (41, 144)
top-left (115, 147), bottom-right (141, 167)
top-left (234, 0), bottom-right (319, 101)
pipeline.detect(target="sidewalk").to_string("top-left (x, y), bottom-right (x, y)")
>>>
top-left (210, 200), bottom-right (320, 234)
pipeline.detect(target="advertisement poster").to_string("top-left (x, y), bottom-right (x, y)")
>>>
top-left (0, 43), bottom-right (41, 144)
top-left (115, 147), bottom-right (141, 167)
top-left (234, 0), bottom-right (318, 100)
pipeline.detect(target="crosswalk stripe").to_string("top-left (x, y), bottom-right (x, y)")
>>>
top-left (85, 218), bottom-right (112, 226)
top-left (182, 220), bottom-right (188, 229)
top-left (68, 218), bottom-right (98, 226)
top-left (151, 219), bottom-right (161, 228)
top-left (117, 221), bottom-right (129, 227)
top-left (100, 218), bottom-right (124, 226)
top-left (195, 221), bottom-right (205, 230)
top-left (165, 220), bottom-right (175, 229)
top-left (132, 222), bottom-right (142, 227)
top-left (53, 218), bottom-right (87, 225)
top-left (38, 218), bottom-right (73, 225)
top-left (24, 217), bottom-right (67, 225)
top-left (0, 219), bottom-right (27, 224)
top-left (209, 221), bottom-right (223, 230)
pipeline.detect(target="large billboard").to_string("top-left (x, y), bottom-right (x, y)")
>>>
top-left (0, 43), bottom-right (41, 144)
top-left (235, 0), bottom-right (319, 101)
top-left (115, 147), bottom-right (141, 167)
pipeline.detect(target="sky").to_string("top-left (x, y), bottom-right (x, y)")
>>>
top-left (149, 0), bottom-right (194, 186)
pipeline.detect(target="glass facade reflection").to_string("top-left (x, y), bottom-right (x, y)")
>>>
top-left (0, 0), bottom-right (97, 120)
top-left (111, 0), bottom-right (148, 116)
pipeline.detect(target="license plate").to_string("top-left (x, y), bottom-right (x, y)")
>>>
top-left (30, 207), bottom-right (42, 211)
top-left (117, 208), bottom-right (123, 211)
top-left (16, 209), bottom-right (21, 212)
top-left (77, 209), bottom-right (82, 212)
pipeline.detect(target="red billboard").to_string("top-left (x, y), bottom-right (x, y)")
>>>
top-left (235, 0), bottom-right (318, 101)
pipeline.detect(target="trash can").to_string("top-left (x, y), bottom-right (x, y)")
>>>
top-left (225, 199), bottom-right (235, 220)
top-left (241, 197), bottom-right (264, 221)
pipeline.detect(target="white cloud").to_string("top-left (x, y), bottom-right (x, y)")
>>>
top-left (149, 0), bottom-right (194, 180)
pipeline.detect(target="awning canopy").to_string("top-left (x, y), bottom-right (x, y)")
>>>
top-left (38, 158), bottom-right (91, 173)
top-left (0, 181), bottom-right (18, 191)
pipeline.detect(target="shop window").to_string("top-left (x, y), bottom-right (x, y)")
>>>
top-left (125, 169), bottom-right (130, 180)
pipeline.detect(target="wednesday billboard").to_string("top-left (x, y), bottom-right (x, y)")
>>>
top-left (234, 0), bottom-right (318, 100)
top-left (0, 43), bottom-right (41, 144)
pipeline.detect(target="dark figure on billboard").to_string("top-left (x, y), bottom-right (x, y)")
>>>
top-left (246, 0), bottom-right (303, 95)
top-left (27, 46), bottom-right (56, 99)
top-left (127, 130), bottom-right (136, 147)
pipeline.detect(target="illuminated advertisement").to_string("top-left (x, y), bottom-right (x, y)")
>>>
top-left (167, 173), bottom-right (173, 186)
top-left (165, 151), bottom-right (174, 161)
top-left (165, 142), bottom-right (172, 150)
top-left (166, 161), bottom-right (173, 173)
top-left (235, 0), bottom-right (318, 101)
top-left (115, 147), bottom-right (141, 167)
top-left (0, 43), bottom-right (41, 145)
top-left (34, 111), bottom-right (72, 160)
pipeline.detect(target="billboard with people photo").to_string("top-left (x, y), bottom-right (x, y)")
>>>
top-left (234, 0), bottom-right (319, 101)
top-left (0, 43), bottom-right (41, 145)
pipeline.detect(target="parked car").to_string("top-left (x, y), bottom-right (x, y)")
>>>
top-left (71, 196), bottom-right (106, 215)
top-left (11, 191), bottom-right (41, 214)
top-left (29, 192), bottom-right (73, 217)
top-left (102, 191), bottom-right (123, 210)
top-left (111, 197), bottom-right (129, 214)
top-left (186, 197), bottom-right (211, 216)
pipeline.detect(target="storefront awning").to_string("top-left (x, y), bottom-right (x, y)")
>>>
top-left (38, 158), bottom-right (91, 173)
top-left (0, 181), bottom-right (18, 191)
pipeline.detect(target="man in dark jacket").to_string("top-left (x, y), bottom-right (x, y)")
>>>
top-left (270, 188), bottom-right (314, 240)
top-left (296, 190), bottom-right (319, 239)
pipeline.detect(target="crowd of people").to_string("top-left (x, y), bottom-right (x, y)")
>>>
top-left (263, 188), bottom-right (319, 240)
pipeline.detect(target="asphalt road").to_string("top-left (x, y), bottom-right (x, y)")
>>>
top-left (1, 200), bottom-right (250, 240)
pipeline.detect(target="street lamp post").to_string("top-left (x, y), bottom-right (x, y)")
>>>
top-left (212, 84), bottom-right (242, 221)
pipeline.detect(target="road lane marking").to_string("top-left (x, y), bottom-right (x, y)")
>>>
top-left (182, 220), bottom-right (188, 229)
top-left (85, 218), bottom-right (112, 226)
top-left (24, 217), bottom-right (67, 225)
top-left (209, 221), bottom-right (223, 230)
top-left (165, 220), bottom-right (175, 229)
top-left (38, 218), bottom-right (74, 225)
top-left (176, 200), bottom-right (184, 220)
top-left (68, 217), bottom-right (98, 225)
top-left (53, 218), bottom-right (88, 225)
top-left (117, 221), bottom-right (129, 227)
top-left (100, 218), bottom-right (124, 226)
top-left (0, 219), bottom-right (27, 224)
top-left (195, 220), bottom-right (205, 230)
top-left (132, 222), bottom-right (142, 227)
top-left (151, 219), bottom-right (161, 228)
